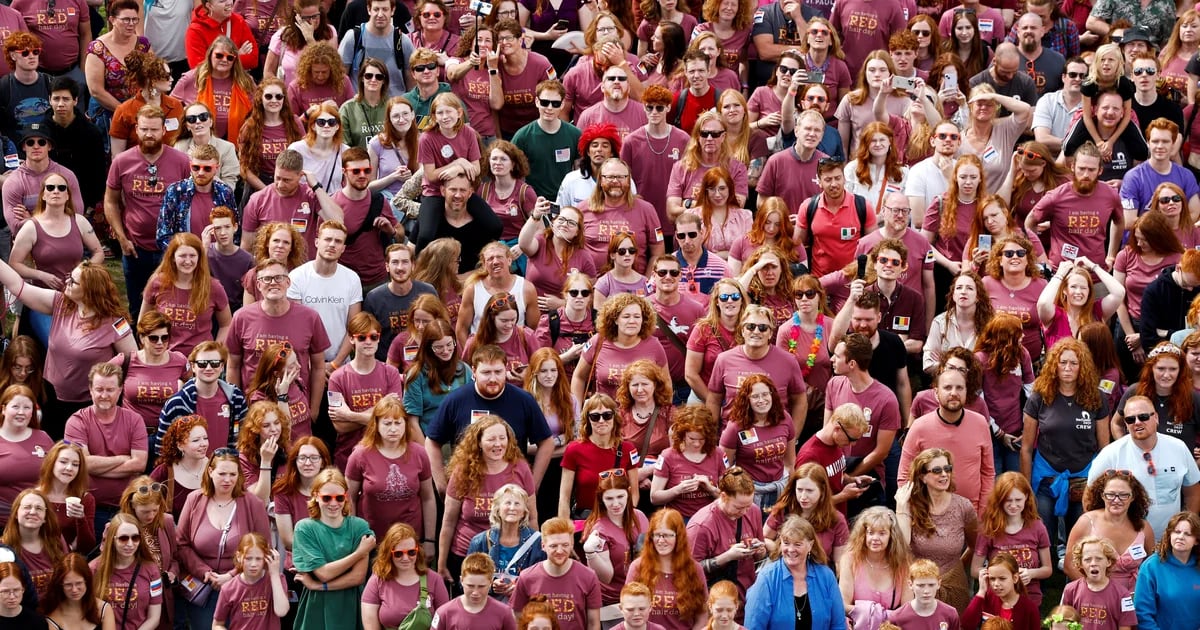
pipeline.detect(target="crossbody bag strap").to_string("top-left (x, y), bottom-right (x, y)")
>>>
top-left (639, 407), bottom-right (660, 463)
top-left (121, 562), bottom-right (141, 630)
top-left (505, 532), bottom-right (542, 573)
top-left (418, 573), bottom-right (428, 610)
top-left (214, 502), bottom-right (237, 573)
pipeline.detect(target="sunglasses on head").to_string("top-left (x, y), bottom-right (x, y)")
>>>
top-left (43, 183), bottom-right (67, 192)
top-left (213, 447), bottom-right (239, 458)
top-left (137, 483), bottom-right (165, 495)
top-left (185, 112), bottom-right (211, 124)
top-left (353, 332), bottom-right (381, 342)
top-left (1159, 195), bottom-right (1183, 204)
top-left (743, 322), bottom-right (770, 332)
top-left (24, 138), bottom-right (48, 148)
top-left (718, 292), bottom-right (741, 302)
top-left (194, 359), bottom-right (223, 368)
top-left (1016, 149), bottom-right (1044, 162)
top-left (655, 268), bottom-right (681, 277)
top-left (314, 117), bottom-right (340, 127)
top-left (319, 493), bottom-right (347, 503)
top-left (1002, 249), bottom-right (1027, 258)
top-left (587, 410), bottom-right (615, 421)
top-left (817, 157), bottom-right (843, 168)
top-left (392, 548), bottom-right (419, 558)
top-left (567, 289), bottom-right (591, 297)
top-left (412, 63), bottom-right (439, 73)
top-left (190, 164), bottom-right (214, 173)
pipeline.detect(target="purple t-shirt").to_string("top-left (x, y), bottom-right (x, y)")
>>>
top-left (0, 6), bottom-right (25, 81)
top-left (579, 199), bottom-right (663, 273)
top-left (143, 277), bottom-right (230, 355)
top-left (1029, 181), bottom-right (1120, 267)
top-left (707, 346), bottom-right (806, 422)
top-left (106, 147), bottom-right (192, 251)
top-left (418, 126), bottom-right (482, 197)
top-left (64, 407), bottom-right (149, 506)
top-left (446, 460), bottom-right (534, 555)
top-left (346, 442), bottom-right (432, 539)
top-left (286, 76), bottom-right (355, 115)
top-left (363, 569), bottom-right (451, 628)
top-left (562, 54), bottom-right (645, 119)
top-left (510, 561), bottom-right (603, 630)
top-left (213, 573), bottom-right (288, 630)
top-left (110, 350), bottom-right (188, 433)
top-left (653, 447), bottom-right (726, 519)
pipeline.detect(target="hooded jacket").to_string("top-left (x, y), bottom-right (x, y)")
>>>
top-left (184, 5), bottom-right (259, 70)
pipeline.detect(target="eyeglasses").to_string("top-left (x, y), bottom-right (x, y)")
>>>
top-left (604, 75), bottom-right (628, 82)
top-left (743, 323), bottom-right (770, 333)
top-left (16, 49), bottom-right (40, 57)
top-left (296, 454), bottom-right (323, 463)
top-left (587, 410), bottom-right (615, 422)
top-left (837, 421), bottom-right (860, 442)
top-left (497, 34), bottom-right (518, 42)
top-left (796, 289), bottom-right (819, 299)
top-left (136, 483), bottom-right (165, 495)
top-left (651, 532), bottom-right (676, 540)
top-left (1002, 249), bottom-right (1028, 258)
top-left (63, 275), bottom-right (78, 287)
top-left (777, 66), bottom-right (799, 75)
top-left (1158, 195), bottom-right (1183, 205)
top-left (925, 465), bottom-right (954, 475)
top-left (190, 164), bottom-right (214, 173)
top-left (412, 63), bottom-right (438, 73)
top-left (257, 274), bottom-right (290, 285)
top-left (431, 340), bottom-right (456, 353)
top-left (116, 533), bottom-right (141, 543)
top-left (185, 112), bottom-right (211, 124)
top-left (0, 588), bottom-right (22, 598)
top-left (194, 359), bottom-right (223, 368)
top-left (538, 98), bottom-right (563, 108)
top-left (718, 292), bottom-right (741, 302)
top-left (1102, 491), bottom-right (1133, 502)
top-left (804, 95), bottom-right (828, 103)
top-left (314, 117), bottom-right (339, 127)
top-left (601, 173), bottom-right (629, 180)
top-left (1132, 67), bottom-right (1157, 76)
top-left (363, 72), bottom-right (386, 81)
top-left (567, 289), bottom-right (591, 297)
top-left (698, 130), bottom-right (725, 139)
top-left (655, 268), bottom-right (681, 277)
top-left (299, 12), bottom-right (322, 21)
top-left (212, 51), bottom-right (236, 62)
top-left (353, 333), bottom-right (381, 342)
top-left (936, 132), bottom-right (960, 140)
top-left (43, 183), bottom-right (67, 192)
top-left (1065, 71), bottom-right (1086, 79)
top-left (1016, 149), bottom-right (1044, 162)
top-left (319, 494), bottom-right (347, 503)
top-left (346, 166), bottom-right (373, 175)
top-left (392, 549), bottom-right (419, 558)
top-left (614, 247), bottom-right (637, 256)
top-left (24, 138), bottom-right (48, 148)
top-left (263, 92), bottom-right (285, 101)
top-left (145, 333), bottom-right (169, 343)
top-left (954, 7), bottom-right (976, 14)
top-left (876, 256), bottom-right (902, 267)
top-left (598, 468), bottom-right (626, 479)
top-left (554, 216), bottom-right (579, 227)
top-left (882, 205), bottom-right (910, 214)
top-left (645, 104), bottom-right (668, 112)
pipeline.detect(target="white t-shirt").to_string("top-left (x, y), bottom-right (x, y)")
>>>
top-left (287, 262), bottom-right (364, 361)
top-left (1088, 433), bottom-right (1200, 538)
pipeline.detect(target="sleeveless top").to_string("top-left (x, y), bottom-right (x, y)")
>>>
top-left (853, 566), bottom-right (902, 610)
top-left (86, 36), bottom-right (151, 103)
top-left (468, 276), bottom-right (527, 334)
top-left (46, 601), bottom-right (110, 629)
top-left (30, 216), bottom-right (83, 289)
top-left (1084, 513), bottom-right (1146, 591)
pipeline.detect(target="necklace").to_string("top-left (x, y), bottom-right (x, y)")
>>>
top-left (793, 593), bottom-right (808, 622)
top-left (645, 131), bottom-right (671, 156)
top-left (634, 407), bottom-right (654, 420)
top-left (213, 498), bottom-right (234, 508)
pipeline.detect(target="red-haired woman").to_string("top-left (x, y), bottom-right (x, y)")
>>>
top-left (289, 99), bottom-right (351, 192)
top-left (626, 508), bottom-right (709, 630)
top-left (560, 394), bottom-right (637, 520)
top-left (384, 295), bottom-right (451, 374)
top-left (581, 465), bottom-right (648, 608)
top-left (526, 348), bottom-right (577, 520)
top-left (271, 437), bottom-right (332, 567)
top-left (110, 312), bottom-right (189, 438)
top-left (151, 414), bottom-right (211, 518)
top-left (686, 166), bottom-right (751, 260)
top-left (117, 474), bottom-right (180, 603)
top-left (519, 205), bottom-right (597, 303)
top-left (532, 273), bottom-right (596, 376)
top-left (727, 197), bottom-right (805, 277)
top-left (922, 154), bottom-right (985, 308)
top-left (246, 342), bottom-right (311, 438)
top-left (362, 523), bottom-right (451, 629)
top-left (0, 385), bottom-right (52, 521)
top-left (976, 314), bottom-right (1035, 474)
top-left (236, 400), bottom-right (291, 502)
top-left (347, 396), bottom-right (436, 553)
top-left (238, 78), bottom-right (306, 195)
top-left (40, 553), bottom-right (116, 629)
top-left (982, 234), bottom-right (1047, 361)
top-left (1, 488), bottom-right (65, 599)
top-left (845, 122), bottom-right (909, 211)
top-left (650, 404), bottom-right (725, 520)
top-left (462, 292), bottom-right (542, 387)
top-left (592, 231), bottom-right (648, 311)
top-left (995, 141), bottom-right (1070, 230)
top-left (142, 232), bottom-right (231, 355)
top-left (35, 442), bottom-right (94, 554)
top-left (971, 472), bottom-right (1052, 608)
top-left (765, 464), bottom-right (849, 567)
top-left (1113, 210), bottom-right (1185, 370)
top-left (402, 318), bottom-right (471, 435)
top-left (328, 313), bottom-right (403, 468)
top-left (1037, 258), bottom-right (1124, 352)
top-left (92, 514), bottom-right (163, 630)
top-left (1112, 343), bottom-right (1200, 446)
top-left (721, 375), bottom-right (794, 509)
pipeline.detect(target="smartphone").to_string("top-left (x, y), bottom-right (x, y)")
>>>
top-left (942, 68), bottom-right (958, 92)
top-left (805, 69), bottom-right (825, 84)
top-left (891, 75), bottom-right (917, 92)
top-left (855, 255), bottom-right (867, 280)
top-left (543, 202), bottom-right (561, 227)
top-left (469, 0), bottom-right (493, 13)
top-left (554, 18), bottom-right (569, 30)
top-left (856, 477), bottom-right (875, 488)
top-left (977, 234), bottom-right (993, 251)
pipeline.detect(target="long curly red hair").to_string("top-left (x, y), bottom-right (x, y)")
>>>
top-left (1134, 344), bottom-right (1193, 426)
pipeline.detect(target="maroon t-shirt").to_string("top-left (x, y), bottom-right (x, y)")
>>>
top-left (666, 160), bottom-right (749, 207)
top-left (823, 375), bottom-right (900, 481)
top-left (498, 52), bottom-right (557, 136)
top-left (363, 569), bottom-right (452, 628)
top-left (332, 190), bottom-right (399, 285)
top-left (796, 435), bottom-right (848, 500)
top-left (418, 126), bottom-right (482, 197)
top-left (142, 277), bottom-right (229, 355)
top-left (886, 601), bottom-right (962, 630)
top-left (620, 126), bottom-right (690, 237)
top-left (707, 346), bottom-right (807, 422)
top-left (576, 101), bottom-right (649, 141)
top-left (510, 561), bottom-right (603, 630)
top-left (345, 442), bottom-right (432, 539)
top-left (649, 294), bottom-right (706, 383)
top-left (431, 597), bottom-right (518, 630)
top-left (195, 387), bottom-right (236, 453)
top-left (652, 447), bottom-right (726, 519)
top-left (106, 147), bottom-right (192, 251)
top-left (88, 561), bottom-right (162, 630)
top-left (579, 199), bottom-right (663, 273)
top-left (586, 511), bottom-right (649, 604)
top-left (526, 232), bottom-right (598, 297)
top-left (757, 148), bottom-right (824, 212)
top-left (482, 179), bottom-right (539, 240)
top-left (0, 431), bottom-right (53, 518)
top-left (64, 407), bottom-right (149, 506)
top-left (983, 275), bottom-right (1048, 360)
top-left (327, 361), bottom-right (404, 468)
top-left (975, 520), bottom-right (1052, 607)
top-left (110, 350), bottom-right (188, 433)
top-left (857, 228), bottom-right (936, 295)
top-left (624, 557), bottom-right (708, 630)
top-left (686, 499), bottom-right (764, 598)
top-left (1029, 181), bottom-right (1121, 267)
top-left (719, 421), bottom-right (794, 486)
top-left (241, 185), bottom-right (321, 259)
top-left (922, 198), bottom-right (976, 262)
top-left (582, 336), bottom-right (668, 399)
top-left (1061, 578), bottom-right (1136, 630)
top-left (446, 460), bottom-right (535, 555)
top-left (213, 573), bottom-right (288, 630)
top-left (226, 302), bottom-right (332, 401)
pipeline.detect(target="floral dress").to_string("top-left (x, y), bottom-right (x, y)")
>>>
top-left (86, 36), bottom-right (151, 141)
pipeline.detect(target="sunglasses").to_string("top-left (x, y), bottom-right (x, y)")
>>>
top-left (717, 292), bottom-right (741, 302)
top-left (145, 333), bottom-right (169, 343)
top-left (1132, 67), bottom-right (1157, 76)
top-left (17, 49), bottom-right (41, 57)
top-left (1002, 249), bottom-right (1028, 258)
top-left (567, 289), bottom-right (591, 297)
top-left (817, 157), bottom-right (843, 167)
top-left (615, 246), bottom-right (637, 256)
top-left (911, 29), bottom-right (931, 36)
top-left (319, 494), bottom-right (347, 503)
top-left (1123, 412), bottom-right (1153, 424)
top-left (353, 332), bottom-right (381, 342)
top-left (538, 98), bottom-right (563, 108)
top-left (698, 130), bottom-right (725, 138)
top-left (876, 256), bottom-right (902, 267)
top-left (43, 183), bottom-right (67, 192)
top-left (743, 323), bottom-right (770, 332)
top-left (212, 51), bottom-right (236, 62)
top-left (796, 289), bottom-right (819, 299)
top-left (1065, 71), bottom-right (1086, 79)
top-left (190, 164), bottom-right (215, 173)
top-left (837, 420), bottom-right (860, 442)
top-left (363, 72), bottom-right (386, 80)
top-left (412, 63), bottom-right (439, 73)
top-left (116, 534), bottom-right (141, 543)
top-left (598, 468), bottom-right (626, 479)
top-left (655, 268), bottom-right (681, 277)
top-left (194, 359), bottom-right (223, 369)
top-left (777, 66), bottom-right (799, 75)
top-left (24, 138), bottom-right (48, 148)
top-left (185, 112), bottom-right (211, 124)
top-left (391, 549), bottom-right (419, 558)
top-left (587, 411), bottom-right (615, 421)
top-left (346, 166), bottom-right (373, 175)
top-left (644, 104), bottom-right (668, 112)
top-left (421, 10), bottom-right (443, 17)
top-left (314, 117), bottom-right (340, 127)
top-left (1159, 195), bottom-right (1183, 204)
top-left (676, 231), bottom-right (699, 240)
top-left (136, 483), bottom-right (165, 495)
top-left (936, 132), bottom-right (960, 140)
top-left (1016, 149), bottom-right (1044, 162)
top-left (805, 95), bottom-right (828, 103)
top-left (1144, 450), bottom-right (1156, 476)
top-left (263, 92), bottom-right (285, 101)
top-left (604, 75), bottom-right (628, 82)
top-left (925, 465), bottom-right (954, 475)
top-left (214, 447), bottom-right (239, 458)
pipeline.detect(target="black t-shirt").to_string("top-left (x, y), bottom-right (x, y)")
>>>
top-left (1133, 96), bottom-right (1184, 136)
top-left (1062, 118), bottom-right (1148, 180)
top-left (362, 280), bottom-right (439, 361)
top-left (867, 329), bottom-right (907, 393)
top-left (0, 607), bottom-right (44, 630)
top-left (1115, 386), bottom-right (1200, 452)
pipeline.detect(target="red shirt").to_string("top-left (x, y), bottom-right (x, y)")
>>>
top-left (798, 191), bottom-right (876, 276)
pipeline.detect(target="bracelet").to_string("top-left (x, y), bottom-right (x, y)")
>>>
top-left (422, 538), bottom-right (434, 543)
top-left (276, 393), bottom-right (289, 402)
top-left (260, 465), bottom-right (271, 470)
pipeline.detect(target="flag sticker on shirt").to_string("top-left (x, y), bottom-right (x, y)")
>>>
top-left (1061, 243), bottom-right (1079, 260)
top-left (1099, 379), bottom-right (1116, 394)
top-left (655, 227), bottom-right (664, 242)
top-left (404, 346), bottom-right (418, 362)
top-left (650, 456), bottom-right (662, 470)
top-left (978, 18), bottom-right (993, 34)
top-left (982, 144), bottom-right (998, 161)
top-left (470, 410), bottom-right (488, 424)
top-left (3, 154), bottom-right (17, 169)
top-left (885, 183), bottom-right (903, 194)
top-left (738, 428), bottom-right (759, 444)
top-left (840, 227), bottom-right (856, 240)
top-left (554, 148), bottom-right (571, 163)
top-left (149, 577), bottom-right (163, 598)
top-left (753, 8), bottom-right (764, 23)
top-left (112, 317), bottom-right (131, 337)
top-left (924, 249), bottom-right (935, 263)
top-left (629, 448), bottom-right (640, 465)
top-left (893, 316), bottom-right (911, 331)
top-left (292, 218), bottom-right (308, 233)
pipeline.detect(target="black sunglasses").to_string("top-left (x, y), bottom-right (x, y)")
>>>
top-left (567, 289), bottom-right (591, 297)
top-left (587, 411), bottom-right (615, 421)
top-left (743, 323), bottom-right (770, 332)
top-left (1002, 249), bottom-right (1028, 258)
top-left (185, 112), bottom-right (211, 124)
top-left (655, 268), bottom-right (681, 277)
top-left (1124, 412), bottom-right (1153, 425)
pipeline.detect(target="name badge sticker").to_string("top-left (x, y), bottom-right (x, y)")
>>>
top-left (1128, 544), bottom-right (1146, 560)
top-left (165, 118), bottom-right (180, 132)
top-left (440, 144), bottom-right (454, 159)
top-left (1121, 596), bottom-right (1135, 612)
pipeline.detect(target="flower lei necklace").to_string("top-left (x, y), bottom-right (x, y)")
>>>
top-left (788, 312), bottom-right (824, 376)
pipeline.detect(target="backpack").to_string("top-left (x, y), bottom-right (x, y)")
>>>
top-left (671, 87), bottom-right (722, 128)
top-left (349, 24), bottom-right (411, 85)
top-left (344, 192), bottom-right (395, 250)
top-left (802, 193), bottom-right (868, 249)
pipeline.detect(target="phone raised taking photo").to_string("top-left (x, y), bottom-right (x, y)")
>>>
top-left (804, 69), bottom-right (825, 84)
top-left (891, 75), bottom-right (917, 92)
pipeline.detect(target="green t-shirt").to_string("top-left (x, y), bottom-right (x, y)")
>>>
top-left (292, 515), bottom-right (374, 630)
top-left (339, 99), bottom-right (388, 150)
top-left (511, 119), bottom-right (582, 200)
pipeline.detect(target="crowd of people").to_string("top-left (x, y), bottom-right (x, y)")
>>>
top-left (0, 0), bottom-right (1198, 628)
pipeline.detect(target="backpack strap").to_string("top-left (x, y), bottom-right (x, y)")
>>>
top-left (803, 194), bottom-right (820, 248)
top-left (344, 193), bottom-right (387, 247)
top-left (854, 194), bottom-right (867, 236)
top-left (548, 309), bottom-right (562, 347)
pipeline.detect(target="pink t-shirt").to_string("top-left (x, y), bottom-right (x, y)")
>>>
top-left (748, 86), bottom-right (787, 137)
top-left (286, 76), bottom-right (355, 115)
top-left (363, 570), bottom-right (451, 628)
top-left (652, 447), bottom-right (726, 519)
top-left (1060, 578), bottom-right (1136, 630)
top-left (332, 190), bottom-right (399, 286)
top-left (1029, 181), bottom-right (1121, 267)
top-left (757, 148), bottom-right (824, 221)
top-left (64, 407), bottom-right (148, 506)
top-left (830, 0), bottom-right (908, 72)
top-left (12, 0), bottom-right (87, 71)
top-left (497, 52), bottom-right (557, 137)
top-left (823, 376), bottom-right (900, 480)
top-left (106, 147), bottom-right (193, 251)
top-left (983, 275), bottom-right (1048, 360)
top-left (691, 22), bottom-right (750, 72)
top-left (1114, 248), bottom-right (1179, 321)
top-left (938, 4), bottom-right (1006, 44)
top-left (765, 508), bottom-right (849, 559)
top-left (0, 431), bottom-right (53, 516)
top-left (922, 198), bottom-right (976, 262)
top-left (431, 597), bottom-right (518, 630)
top-left (650, 294), bottom-right (706, 382)
top-left (45, 294), bottom-right (133, 402)
top-left (707, 346), bottom-right (807, 422)
top-left (586, 511), bottom-right (649, 604)
top-left (834, 94), bottom-right (912, 155)
top-left (88, 561), bottom-right (162, 630)
top-left (856, 228), bottom-right (935, 295)
top-left (327, 361), bottom-right (403, 466)
top-left (576, 101), bottom-right (649, 141)
top-left (110, 350), bottom-right (188, 433)
top-left (582, 336), bottom-right (668, 399)
top-left (213, 572), bottom-right (288, 630)
top-left (451, 67), bottom-right (498, 139)
top-left (418, 126), bottom-right (482, 197)
top-left (0, 7), bottom-right (25, 80)
top-left (143, 277), bottom-right (230, 355)
top-left (686, 499), bottom-right (764, 597)
top-left (898, 409), bottom-right (994, 511)
top-left (241, 185), bottom-right (321, 258)
top-left (624, 557), bottom-right (708, 630)
top-left (686, 322), bottom-right (736, 390)
top-left (685, 207), bottom-right (752, 256)
top-left (482, 179), bottom-right (539, 240)
top-left (579, 199), bottom-right (663, 273)
top-left (226, 302), bottom-right (332, 400)
top-left (345, 442), bottom-right (432, 539)
top-left (562, 53), bottom-right (645, 119)
top-left (268, 25), bottom-right (337, 85)
top-left (666, 160), bottom-right (749, 207)
top-left (526, 232), bottom-right (598, 296)
top-left (775, 316), bottom-right (833, 394)
top-left (446, 460), bottom-right (534, 555)
top-left (620, 126), bottom-right (691, 236)
top-left (974, 520), bottom-right (1051, 607)
top-left (719, 421), bottom-right (794, 486)
top-left (510, 561), bottom-right (603, 630)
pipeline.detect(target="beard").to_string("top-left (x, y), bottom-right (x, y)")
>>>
top-left (1073, 177), bottom-right (1098, 195)
top-left (139, 136), bottom-right (162, 154)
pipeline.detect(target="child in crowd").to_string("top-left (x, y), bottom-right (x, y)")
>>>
top-left (431, 553), bottom-right (518, 630)
top-left (613, 581), bottom-right (665, 630)
top-left (1059, 538), bottom-right (1136, 630)
top-left (887, 559), bottom-right (960, 629)
top-left (213, 533), bottom-right (290, 630)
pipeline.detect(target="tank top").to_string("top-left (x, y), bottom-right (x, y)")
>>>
top-left (30, 216), bottom-right (83, 289)
top-left (852, 566), bottom-right (901, 610)
top-left (468, 277), bottom-right (528, 334)
top-left (1085, 513), bottom-right (1146, 591)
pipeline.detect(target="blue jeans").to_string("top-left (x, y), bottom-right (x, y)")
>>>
top-left (1036, 478), bottom-right (1082, 567)
top-left (993, 436), bottom-right (1022, 475)
top-left (122, 247), bottom-right (163, 319)
top-left (183, 589), bottom-right (219, 629)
